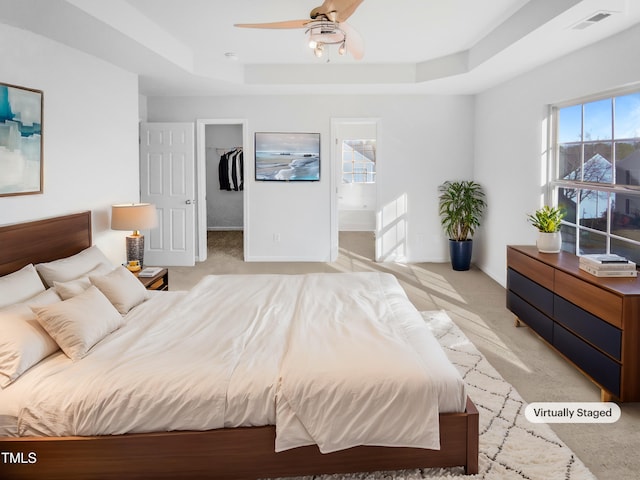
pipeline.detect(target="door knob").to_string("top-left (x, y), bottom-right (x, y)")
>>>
top-left (185, 199), bottom-right (196, 205)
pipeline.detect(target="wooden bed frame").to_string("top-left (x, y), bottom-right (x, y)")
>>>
top-left (0, 211), bottom-right (479, 479)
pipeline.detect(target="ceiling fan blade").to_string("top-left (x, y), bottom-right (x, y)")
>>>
top-left (340, 22), bottom-right (364, 60)
top-left (315, 0), bottom-right (364, 23)
top-left (234, 19), bottom-right (309, 29)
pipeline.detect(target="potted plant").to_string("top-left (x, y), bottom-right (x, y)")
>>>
top-left (527, 205), bottom-right (566, 253)
top-left (438, 180), bottom-right (486, 271)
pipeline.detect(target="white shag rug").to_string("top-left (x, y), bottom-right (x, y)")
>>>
top-left (279, 310), bottom-right (597, 480)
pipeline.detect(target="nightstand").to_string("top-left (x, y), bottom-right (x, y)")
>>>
top-left (135, 268), bottom-right (169, 291)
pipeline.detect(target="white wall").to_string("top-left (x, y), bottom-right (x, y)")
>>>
top-left (147, 95), bottom-right (475, 262)
top-left (474, 24), bottom-right (640, 286)
top-left (0, 24), bottom-right (140, 264)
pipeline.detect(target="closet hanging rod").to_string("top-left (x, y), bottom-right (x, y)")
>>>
top-left (212, 146), bottom-right (243, 154)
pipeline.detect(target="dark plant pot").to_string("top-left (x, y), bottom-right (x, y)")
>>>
top-left (449, 239), bottom-right (473, 271)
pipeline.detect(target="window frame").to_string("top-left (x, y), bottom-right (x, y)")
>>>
top-left (341, 139), bottom-right (376, 184)
top-left (549, 85), bottom-right (640, 261)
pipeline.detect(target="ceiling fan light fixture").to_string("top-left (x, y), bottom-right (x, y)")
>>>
top-left (306, 20), bottom-right (346, 58)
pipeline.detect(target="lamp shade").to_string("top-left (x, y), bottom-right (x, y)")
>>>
top-left (111, 203), bottom-right (158, 231)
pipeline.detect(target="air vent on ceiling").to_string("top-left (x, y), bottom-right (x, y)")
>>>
top-left (571, 11), bottom-right (614, 30)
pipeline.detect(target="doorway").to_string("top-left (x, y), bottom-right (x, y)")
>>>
top-left (196, 119), bottom-right (249, 262)
top-left (331, 118), bottom-right (379, 261)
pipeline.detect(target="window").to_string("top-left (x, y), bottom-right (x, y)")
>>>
top-left (553, 90), bottom-right (640, 264)
top-left (342, 139), bottom-right (376, 183)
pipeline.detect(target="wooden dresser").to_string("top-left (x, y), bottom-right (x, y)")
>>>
top-left (506, 245), bottom-right (640, 402)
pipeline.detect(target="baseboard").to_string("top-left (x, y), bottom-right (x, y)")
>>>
top-left (207, 226), bottom-right (243, 231)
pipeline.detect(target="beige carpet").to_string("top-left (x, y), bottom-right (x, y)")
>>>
top-left (169, 231), bottom-right (640, 480)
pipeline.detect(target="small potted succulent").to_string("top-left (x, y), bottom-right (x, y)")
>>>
top-left (527, 205), bottom-right (566, 253)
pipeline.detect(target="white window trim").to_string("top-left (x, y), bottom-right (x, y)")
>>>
top-left (549, 85), bottom-right (640, 256)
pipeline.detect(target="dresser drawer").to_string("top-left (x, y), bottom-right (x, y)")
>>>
top-left (508, 268), bottom-right (553, 317)
top-left (554, 324), bottom-right (621, 397)
top-left (554, 270), bottom-right (623, 328)
top-left (507, 248), bottom-right (554, 290)
top-left (507, 291), bottom-right (554, 343)
top-left (554, 296), bottom-right (622, 360)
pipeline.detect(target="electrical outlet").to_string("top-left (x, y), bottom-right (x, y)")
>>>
top-left (273, 233), bottom-right (281, 242)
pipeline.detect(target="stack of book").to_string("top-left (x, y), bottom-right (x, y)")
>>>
top-left (579, 254), bottom-right (638, 277)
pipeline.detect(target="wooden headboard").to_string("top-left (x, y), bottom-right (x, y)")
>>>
top-left (0, 211), bottom-right (92, 277)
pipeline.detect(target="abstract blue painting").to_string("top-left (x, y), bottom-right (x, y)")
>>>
top-left (0, 83), bottom-right (43, 196)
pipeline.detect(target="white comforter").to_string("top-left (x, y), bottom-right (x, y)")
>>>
top-left (0, 273), bottom-right (466, 452)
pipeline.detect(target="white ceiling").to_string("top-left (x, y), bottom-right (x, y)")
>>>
top-left (2, 0), bottom-right (639, 96)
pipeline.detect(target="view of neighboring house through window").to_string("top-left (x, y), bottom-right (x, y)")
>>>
top-left (342, 139), bottom-right (376, 183)
top-left (553, 90), bottom-right (640, 264)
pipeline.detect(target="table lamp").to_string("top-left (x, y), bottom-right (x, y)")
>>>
top-left (111, 203), bottom-right (158, 267)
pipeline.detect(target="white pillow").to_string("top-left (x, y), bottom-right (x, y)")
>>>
top-left (26, 288), bottom-right (62, 307)
top-left (53, 263), bottom-right (114, 300)
top-left (32, 286), bottom-right (124, 361)
top-left (90, 266), bottom-right (148, 315)
top-left (0, 264), bottom-right (45, 309)
top-left (0, 289), bottom-right (62, 387)
top-left (35, 246), bottom-right (113, 288)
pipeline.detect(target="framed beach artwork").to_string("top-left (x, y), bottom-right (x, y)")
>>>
top-left (0, 82), bottom-right (43, 197)
top-left (255, 132), bottom-right (320, 182)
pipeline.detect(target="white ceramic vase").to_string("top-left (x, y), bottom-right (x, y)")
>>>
top-left (536, 231), bottom-right (562, 253)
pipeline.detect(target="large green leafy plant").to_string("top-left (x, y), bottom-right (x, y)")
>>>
top-left (527, 205), bottom-right (566, 233)
top-left (438, 180), bottom-right (486, 241)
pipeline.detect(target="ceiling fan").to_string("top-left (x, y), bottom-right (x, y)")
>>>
top-left (235, 0), bottom-right (365, 60)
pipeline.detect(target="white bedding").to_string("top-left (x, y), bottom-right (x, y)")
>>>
top-left (0, 272), bottom-right (466, 452)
